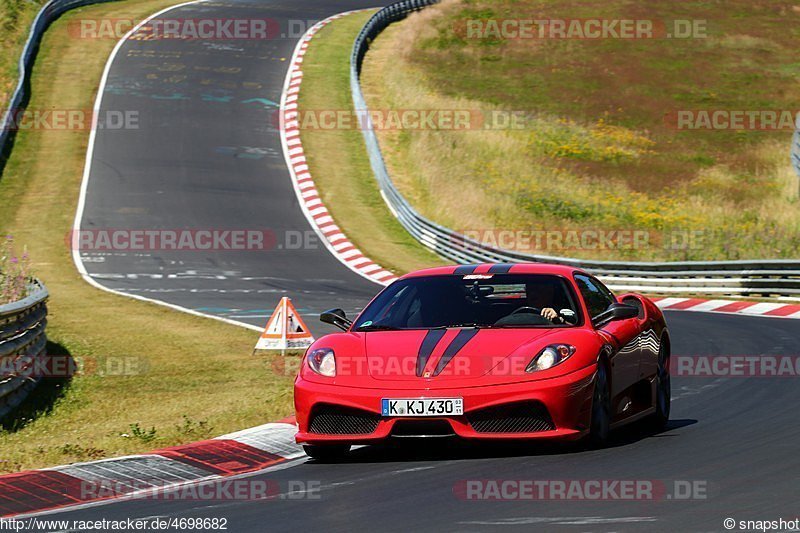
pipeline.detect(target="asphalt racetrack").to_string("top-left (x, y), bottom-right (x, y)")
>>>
top-left (68, 0), bottom-right (800, 530)
top-left (76, 0), bottom-right (391, 334)
top-left (42, 311), bottom-right (800, 531)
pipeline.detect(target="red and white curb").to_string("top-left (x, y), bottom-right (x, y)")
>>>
top-left (0, 419), bottom-right (300, 517)
top-left (652, 297), bottom-right (800, 319)
top-left (279, 10), bottom-right (398, 287)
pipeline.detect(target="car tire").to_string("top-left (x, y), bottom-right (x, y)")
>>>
top-left (649, 341), bottom-right (671, 430)
top-left (303, 444), bottom-right (350, 462)
top-left (588, 361), bottom-right (611, 448)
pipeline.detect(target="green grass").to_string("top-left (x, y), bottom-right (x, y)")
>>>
top-left (0, 0), bottom-right (294, 473)
top-left (297, 10), bottom-right (445, 275)
top-left (0, 0), bottom-right (46, 108)
top-left (359, 0), bottom-right (800, 261)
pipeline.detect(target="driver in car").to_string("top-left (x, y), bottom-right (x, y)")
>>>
top-left (526, 280), bottom-right (565, 324)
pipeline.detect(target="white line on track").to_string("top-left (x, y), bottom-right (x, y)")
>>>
top-left (70, 0), bottom-right (262, 332)
top-left (459, 516), bottom-right (658, 526)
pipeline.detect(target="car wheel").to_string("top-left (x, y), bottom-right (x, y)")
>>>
top-left (650, 341), bottom-right (671, 429)
top-left (589, 361), bottom-right (611, 448)
top-left (303, 444), bottom-right (350, 462)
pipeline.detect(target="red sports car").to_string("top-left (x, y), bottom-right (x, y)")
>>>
top-left (294, 263), bottom-right (670, 460)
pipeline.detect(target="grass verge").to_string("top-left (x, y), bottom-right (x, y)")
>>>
top-left (297, 10), bottom-right (446, 275)
top-left (0, 0), bottom-right (294, 474)
top-left (0, 0), bottom-right (46, 107)
top-left (359, 0), bottom-right (800, 262)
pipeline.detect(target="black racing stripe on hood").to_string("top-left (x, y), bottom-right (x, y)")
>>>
top-left (416, 329), bottom-right (447, 377)
top-left (488, 264), bottom-right (514, 274)
top-left (453, 264), bottom-right (478, 275)
top-left (433, 328), bottom-right (480, 376)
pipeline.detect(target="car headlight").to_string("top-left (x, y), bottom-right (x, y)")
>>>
top-left (307, 348), bottom-right (336, 377)
top-left (526, 344), bottom-right (575, 373)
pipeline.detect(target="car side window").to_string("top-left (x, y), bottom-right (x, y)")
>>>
top-left (591, 276), bottom-right (617, 305)
top-left (574, 274), bottom-right (614, 319)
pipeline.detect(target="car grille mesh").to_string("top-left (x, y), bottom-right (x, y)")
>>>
top-left (308, 404), bottom-right (381, 435)
top-left (467, 401), bottom-right (555, 433)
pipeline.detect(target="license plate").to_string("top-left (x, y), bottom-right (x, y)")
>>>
top-left (381, 398), bottom-right (463, 417)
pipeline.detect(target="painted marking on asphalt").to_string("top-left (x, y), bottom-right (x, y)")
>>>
top-left (459, 516), bottom-right (658, 526)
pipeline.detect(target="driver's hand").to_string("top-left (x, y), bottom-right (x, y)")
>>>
top-left (540, 307), bottom-right (559, 321)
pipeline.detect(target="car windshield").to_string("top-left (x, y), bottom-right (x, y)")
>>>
top-left (353, 274), bottom-right (582, 331)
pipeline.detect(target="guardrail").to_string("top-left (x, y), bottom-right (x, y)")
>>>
top-left (351, 0), bottom-right (800, 299)
top-left (0, 280), bottom-right (49, 419)
top-left (0, 0), bottom-right (117, 167)
top-left (1, 0), bottom-right (102, 416)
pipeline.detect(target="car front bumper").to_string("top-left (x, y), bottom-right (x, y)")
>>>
top-left (294, 364), bottom-right (597, 445)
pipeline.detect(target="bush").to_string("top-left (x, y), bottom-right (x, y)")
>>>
top-left (0, 235), bottom-right (32, 304)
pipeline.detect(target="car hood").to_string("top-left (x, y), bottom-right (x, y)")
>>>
top-left (363, 328), bottom-right (558, 382)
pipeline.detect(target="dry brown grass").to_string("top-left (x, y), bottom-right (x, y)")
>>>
top-left (360, 0), bottom-right (800, 261)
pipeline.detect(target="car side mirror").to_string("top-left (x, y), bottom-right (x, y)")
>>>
top-left (609, 302), bottom-right (640, 320)
top-left (320, 308), bottom-right (352, 331)
top-left (593, 303), bottom-right (639, 327)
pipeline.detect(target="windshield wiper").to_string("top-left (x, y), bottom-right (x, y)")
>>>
top-left (431, 323), bottom-right (485, 329)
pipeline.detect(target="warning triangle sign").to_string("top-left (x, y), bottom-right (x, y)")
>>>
top-left (254, 297), bottom-right (315, 352)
